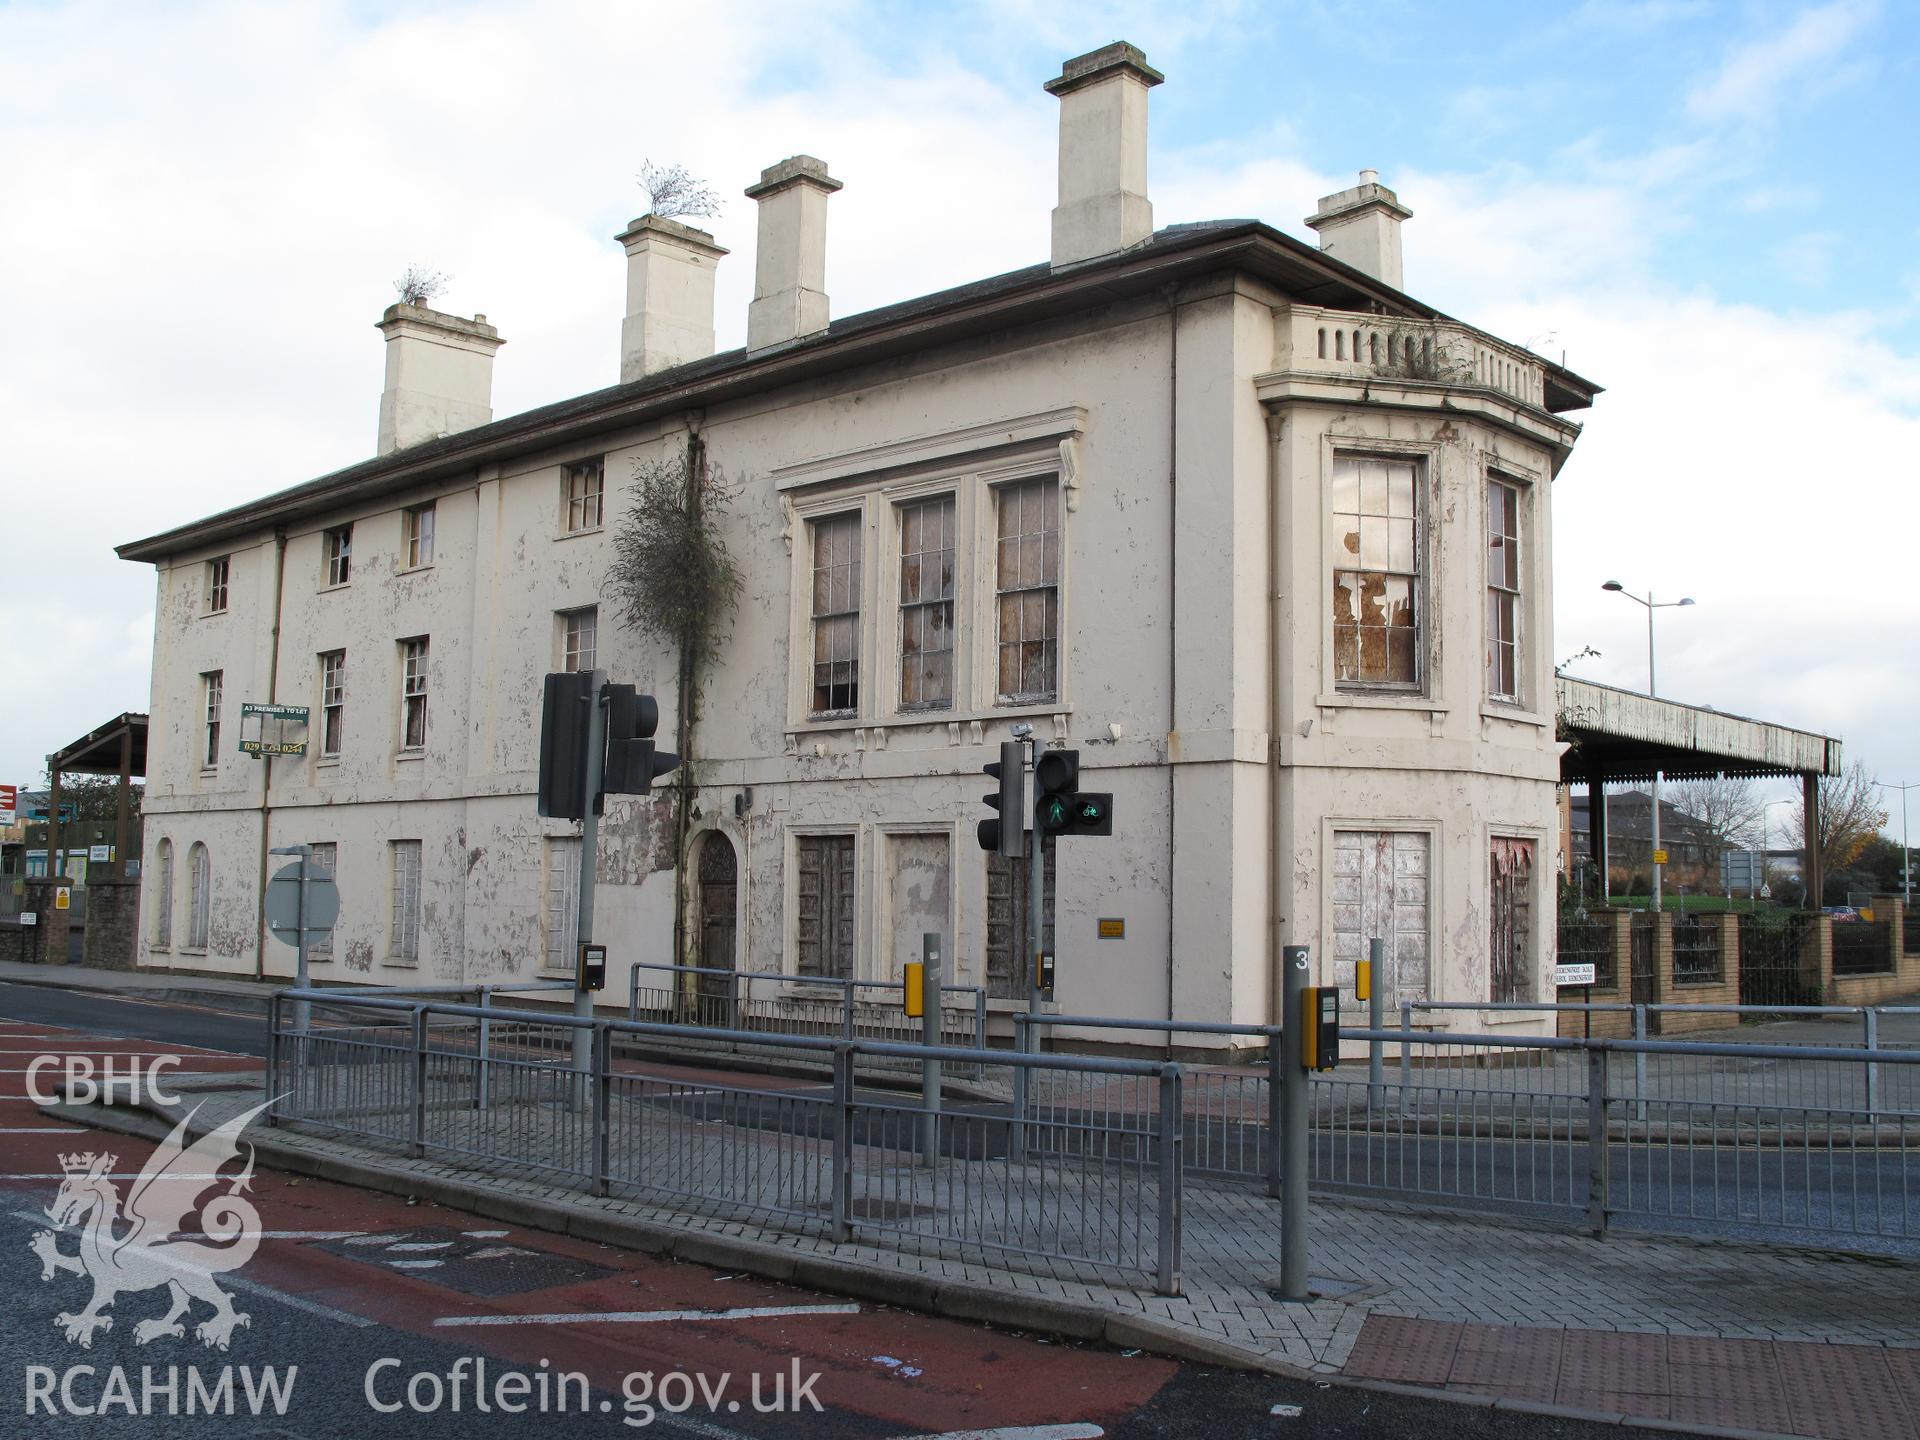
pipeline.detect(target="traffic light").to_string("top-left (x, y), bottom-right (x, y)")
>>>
top-left (604, 683), bottom-right (679, 795)
top-left (537, 671), bottom-right (594, 820)
top-left (977, 740), bottom-right (1025, 857)
top-left (1034, 748), bottom-right (1114, 838)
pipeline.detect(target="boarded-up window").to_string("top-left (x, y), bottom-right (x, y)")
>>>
top-left (796, 834), bottom-right (856, 979)
top-left (389, 839), bottom-right (422, 963)
top-left (307, 842), bottom-right (337, 962)
top-left (1330, 830), bottom-right (1429, 1005)
top-left (543, 837), bottom-right (581, 972)
top-left (1490, 838), bottom-right (1535, 1002)
top-left (885, 834), bottom-right (950, 982)
top-left (153, 840), bottom-right (173, 948)
top-left (986, 836), bottom-right (1054, 1000)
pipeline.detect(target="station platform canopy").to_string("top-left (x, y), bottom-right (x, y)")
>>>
top-left (1555, 677), bottom-right (1841, 904)
top-left (1556, 678), bottom-right (1840, 786)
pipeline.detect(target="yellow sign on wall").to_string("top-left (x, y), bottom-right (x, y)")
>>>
top-left (54, 887), bottom-right (70, 911)
top-left (1097, 917), bottom-right (1126, 939)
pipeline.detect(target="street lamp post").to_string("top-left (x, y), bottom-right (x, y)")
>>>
top-left (1601, 582), bottom-right (1695, 913)
top-left (1878, 779), bottom-right (1917, 907)
top-left (1761, 798), bottom-right (1796, 906)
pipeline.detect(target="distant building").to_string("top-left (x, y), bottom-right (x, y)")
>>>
top-left (1567, 790), bottom-right (1721, 894)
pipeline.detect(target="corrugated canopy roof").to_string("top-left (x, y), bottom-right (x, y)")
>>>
top-left (1556, 677), bottom-right (1839, 784)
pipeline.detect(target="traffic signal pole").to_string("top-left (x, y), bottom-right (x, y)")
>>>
top-left (1027, 735), bottom-right (1045, 1019)
top-left (573, 669), bottom-right (607, 1099)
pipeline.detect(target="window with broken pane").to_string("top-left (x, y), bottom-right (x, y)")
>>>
top-left (809, 512), bottom-right (862, 715)
top-left (1332, 455), bottom-right (1420, 687)
top-left (897, 495), bottom-right (955, 710)
top-left (994, 477), bottom-right (1060, 703)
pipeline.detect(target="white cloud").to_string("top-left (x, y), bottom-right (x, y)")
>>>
top-left (2, 0), bottom-right (1917, 809)
top-left (1686, 0), bottom-right (1878, 123)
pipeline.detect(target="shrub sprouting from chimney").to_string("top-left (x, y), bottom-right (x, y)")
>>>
top-left (637, 160), bottom-right (721, 221)
top-left (394, 264), bottom-right (451, 308)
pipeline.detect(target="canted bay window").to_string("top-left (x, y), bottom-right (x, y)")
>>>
top-left (1332, 455), bottom-right (1420, 687)
top-left (994, 477), bottom-right (1060, 703)
top-left (897, 495), bottom-right (955, 710)
top-left (1486, 477), bottom-right (1522, 701)
top-left (809, 512), bottom-right (862, 716)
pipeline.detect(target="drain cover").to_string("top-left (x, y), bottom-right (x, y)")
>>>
top-left (311, 1226), bottom-right (616, 1297)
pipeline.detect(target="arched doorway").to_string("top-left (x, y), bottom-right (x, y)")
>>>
top-left (696, 833), bottom-right (739, 1023)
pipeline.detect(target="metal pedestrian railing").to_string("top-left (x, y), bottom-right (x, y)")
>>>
top-left (626, 961), bottom-right (988, 1070)
top-left (264, 980), bottom-right (1920, 1298)
top-left (268, 988), bottom-right (1183, 1294)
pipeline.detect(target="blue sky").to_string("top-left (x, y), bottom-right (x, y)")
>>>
top-left (1, 0), bottom-right (1916, 832)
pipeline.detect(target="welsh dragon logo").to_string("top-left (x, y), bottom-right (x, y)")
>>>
top-left (30, 1101), bottom-right (270, 1350)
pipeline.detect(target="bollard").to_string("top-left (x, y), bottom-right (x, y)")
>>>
top-left (1278, 945), bottom-right (1311, 1301)
top-left (1367, 938), bottom-right (1386, 1115)
top-left (1156, 1064), bottom-right (1184, 1297)
top-left (1587, 1046), bottom-right (1610, 1238)
top-left (919, 933), bottom-right (943, 1168)
top-left (842, 980), bottom-right (856, 1042)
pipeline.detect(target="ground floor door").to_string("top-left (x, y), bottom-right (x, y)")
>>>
top-left (697, 833), bottom-right (738, 1020)
top-left (1331, 830), bottom-right (1431, 1007)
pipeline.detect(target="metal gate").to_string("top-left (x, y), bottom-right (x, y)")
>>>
top-left (1629, 912), bottom-right (1658, 1020)
top-left (1739, 913), bottom-right (1816, 1006)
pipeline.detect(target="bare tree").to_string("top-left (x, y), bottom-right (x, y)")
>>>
top-left (1666, 775), bottom-right (1764, 853)
top-left (394, 264), bottom-right (450, 307)
top-left (1788, 760), bottom-right (1889, 879)
top-left (636, 160), bottom-right (721, 221)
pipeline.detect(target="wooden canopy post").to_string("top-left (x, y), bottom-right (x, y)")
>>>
top-left (1803, 771), bottom-right (1823, 910)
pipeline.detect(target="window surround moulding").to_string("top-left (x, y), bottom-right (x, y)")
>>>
top-left (770, 406), bottom-right (1087, 495)
top-left (788, 701), bottom-right (1071, 743)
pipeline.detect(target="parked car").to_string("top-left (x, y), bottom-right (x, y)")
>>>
top-left (1822, 906), bottom-right (1861, 923)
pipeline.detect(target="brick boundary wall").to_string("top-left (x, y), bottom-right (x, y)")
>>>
top-left (80, 879), bottom-right (140, 971)
top-left (1828, 898), bottom-right (1917, 1007)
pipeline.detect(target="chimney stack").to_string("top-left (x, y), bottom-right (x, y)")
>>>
top-left (1045, 42), bottom-right (1162, 268)
top-left (1306, 169), bottom-right (1413, 291)
top-left (745, 155), bottom-right (842, 351)
top-left (375, 304), bottom-right (505, 455)
top-left (616, 215), bottom-right (728, 382)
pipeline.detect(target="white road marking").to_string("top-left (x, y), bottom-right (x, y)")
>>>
top-left (462, 1229), bottom-right (510, 1237)
top-left (435, 1303), bottom-right (862, 1328)
top-left (387, 1240), bottom-right (454, 1251)
top-left (388, 1259), bottom-right (444, 1270)
top-left (220, 1271), bottom-right (375, 1328)
top-left (0, 1127), bottom-right (87, 1134)
top-left (887, 1427), bottom-right (1104, 1440)
top-left (1271, 1403), bottom-right (1304, 1417)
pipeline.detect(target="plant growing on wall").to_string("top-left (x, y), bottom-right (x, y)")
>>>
top-left (1371, 322), bottom-right (1472, 384)
top-left (393, 264), bottom-right (450, 307)
top-left (636, 160), bottom-right (721, 221)
top-left (606, 437), bottom-right (743, 961)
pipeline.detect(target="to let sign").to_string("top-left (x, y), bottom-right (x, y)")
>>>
top-left (240, 702), bottom-right (311, 757)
